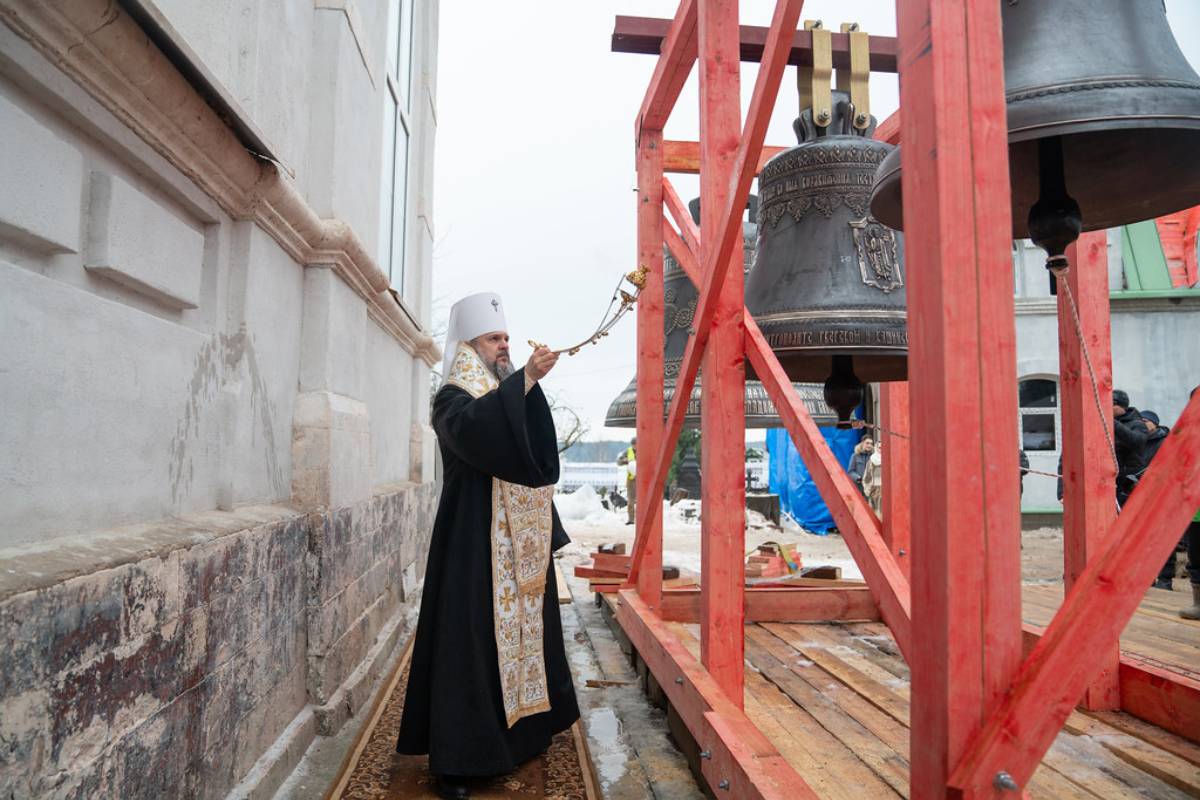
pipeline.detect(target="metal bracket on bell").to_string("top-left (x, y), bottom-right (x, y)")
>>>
top-left (800, 20), bottom-right (833, 128)
top-left (839, 22), bottom-right (871, 131)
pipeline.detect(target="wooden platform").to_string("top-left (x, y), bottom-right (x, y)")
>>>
top-left (1023, 583), bottom-right (1199, 684)
top-left (606, 589), bottom-right (1200, 798)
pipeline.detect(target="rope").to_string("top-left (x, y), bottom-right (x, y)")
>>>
top-left (1050, 264), bottom-right (1121, 478)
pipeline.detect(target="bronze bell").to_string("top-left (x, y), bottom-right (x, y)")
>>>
top-left (870, 0), bottom-right (1200, 272)
top-left (744, 91), bottom-right (907, 426)
top-left (606, 197), bottom-right (838, 430)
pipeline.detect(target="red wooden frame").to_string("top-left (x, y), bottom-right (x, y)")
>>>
top-left (614, 2), bottom-right (1200, 797)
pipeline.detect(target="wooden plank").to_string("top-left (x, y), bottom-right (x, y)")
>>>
top-left (952, 393), bottom-right (1200, 795)
top-left (763, 623), bottom-right (910, 726)
top-left (1082, 711), bottom-right (1200, 769)
top-left (662, 140), bottom-right (787, 175)
top-left (1059, 231), bottom-right (1121, 710)
top-left (894, 0), bottom-right (1023, 792)
top-left (697, 0), bottom-right (748, 704)
top-left (663, 177), bottom-right (699, 254)
top-left (1117, 657), bottom-right (1200, 747)
top-left (555, 561), bottom-right (572, 605)
top-left (659, 587), bottom-right (879, 624)
top-left (744, 626), bottom-right (908, 797)
top-left (878, 381), bottom-right (910, 577)
top-left (1045, 733), bottom-right (1193, 800)
top-left (593, 552), bottom-right (632, 572)
top-left (613, 591), bottom-right (820, 799)
top-left (635, 0), bottom-right (697, 132)
top-left (612, 14), bottom-right (899, 72)
top-left (1062, 712), bottom-right (1200, 796)
top-left (634, 130), bottom-right (666, 609)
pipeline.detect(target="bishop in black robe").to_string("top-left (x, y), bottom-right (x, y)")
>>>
top-left (396, 346), bottom-right (579, 781)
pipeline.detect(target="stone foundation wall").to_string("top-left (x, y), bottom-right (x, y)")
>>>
top-left (0, 482), bottom-right (437, 800)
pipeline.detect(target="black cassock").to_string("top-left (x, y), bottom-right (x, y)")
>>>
top-left (396, 367), bottom-right (579, 776)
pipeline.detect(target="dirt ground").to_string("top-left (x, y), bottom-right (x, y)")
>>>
top-left (556, 502), bottom-right (1075, 586)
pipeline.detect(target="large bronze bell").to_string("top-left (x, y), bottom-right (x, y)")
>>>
top-left (871, 0), bottom-right (1200, 266)
top-left (606, 197), bottom-right (837, 430)
top-left (744, 91), bottom-right (907, 426)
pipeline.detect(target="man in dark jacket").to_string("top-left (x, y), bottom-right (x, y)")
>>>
top-left (1143, 409), bottom-right (1187, 591)
top-left (1112, 389), bottom-right (1148, 508)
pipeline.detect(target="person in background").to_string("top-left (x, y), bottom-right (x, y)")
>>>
top-left (1112, 389), bottom-right (1148, 507)
top-left (861, 441), bottom-right (883, 515)
top-left (1019, 449), bottom-right (1030, 496)
top-left (1179, 388), bottom-right (1200, 618)
top-left (848, 436), bottom-right (874, 495)
top-left (1145, 410), bottom-right (1180, 590)
top-left (617, 437), bottom-right (637, 525)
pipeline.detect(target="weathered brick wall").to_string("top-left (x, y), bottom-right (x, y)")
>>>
top-left (0, 482), bottom-right (436, 800)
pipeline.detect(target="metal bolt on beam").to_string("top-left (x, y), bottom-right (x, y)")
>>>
top-left (994, 772), bottom-right (1020, 791)
top-left (675, 676), bottom-right (684, 684)
top-left (700, 750), bottom-right (712, 760)
top-left (718, 779), bottom-right (730, 790)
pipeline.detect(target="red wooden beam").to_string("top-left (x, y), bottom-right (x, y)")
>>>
top-left (662, 140), bottom-right (787, 175)
top-left (615, 591), bottom-right (820, 799)
top-left (662, 222), bottom-right (914, 661)
top-left (949, 393), bottom-right (1200, 796)
top-left (636, 1), bottom-right (697, 134)
top-left (896, 0), bottom-right (1022, 793)
top-left (635, 130), bottom-right (666, 610)
top-left (697, 0), bottom-right (749, 705)
top-left (659, 586), bottom-right (880, 623)
top-left (1058, 232), bottom-right (1120, 711)
top-left (1022, 625), bottom-right (1200, 746)
top-left (663, 176), bottom-right (699, 255)
top-left (626, 0), bottom-right (801, 602)
top-left (878, 382), bottom-right (910, 577)
top-left (613, 14), bottom-right (898, 72)
top-left (874, 110), bottom-right (901, 145)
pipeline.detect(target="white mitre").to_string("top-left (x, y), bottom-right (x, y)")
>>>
top-left (442, 292), bottom-right (508, 377)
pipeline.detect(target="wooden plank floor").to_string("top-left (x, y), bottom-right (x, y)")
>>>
top-left (621, 584), bottom-right (1200, 799)
top-left (1023, 583), bottom-right (1200, 683)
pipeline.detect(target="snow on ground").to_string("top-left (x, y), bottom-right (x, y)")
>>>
top-left (553, 488), bottom-right (864, 580)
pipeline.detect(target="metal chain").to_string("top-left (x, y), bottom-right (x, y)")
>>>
top-left (1050, 265), bottom-right (1121, 477)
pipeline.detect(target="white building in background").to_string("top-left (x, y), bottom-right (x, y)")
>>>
top-left (1011, 231), bottom-right (1200, 512)
top-left (0, 1), bottom-right (440, 797)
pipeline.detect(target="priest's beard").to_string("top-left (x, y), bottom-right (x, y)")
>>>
top-left (492, 358), bottom-right (515, 381)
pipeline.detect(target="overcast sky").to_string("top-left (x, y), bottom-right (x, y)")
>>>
top-left (431, 1), bottom-right (1200, 442)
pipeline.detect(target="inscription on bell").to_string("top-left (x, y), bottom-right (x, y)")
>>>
top-left (770, 329), bottom-right (908, 347)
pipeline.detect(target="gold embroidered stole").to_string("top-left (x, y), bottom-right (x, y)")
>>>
top-left (445, 343), bottom-right (554, 727)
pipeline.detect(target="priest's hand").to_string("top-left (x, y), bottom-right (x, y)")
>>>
top-left (526, 346), bottom-right (559, 383)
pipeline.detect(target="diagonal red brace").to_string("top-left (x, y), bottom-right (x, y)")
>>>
top-left (626, 0), bottom-right (804, 591)
top-left (659, 220), bottom-right (913, 660)
top-left (948, 392), bottom-right (1200, 795)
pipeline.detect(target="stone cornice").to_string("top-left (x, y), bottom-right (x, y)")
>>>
top-left (0, 0), bottom-right (441, 367)
top-left (1015, 292), bottom-right (1200, 316)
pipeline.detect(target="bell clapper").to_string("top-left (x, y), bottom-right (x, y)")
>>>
top-left (1027, 135), bottom-right (1082, 296)
top-left (823, 355), bottom-right (865, 429)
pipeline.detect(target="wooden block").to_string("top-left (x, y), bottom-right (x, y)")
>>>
top-left (555, 561), bottom-right (572, 605)
top-left (593, 552), bottom-right (633, 572)
top-left (800, 565), bottom-right (842, 580)
top-left (574, 565), bottom-right (628, 579)
top-left (599, 542), bottom-right (627, 555)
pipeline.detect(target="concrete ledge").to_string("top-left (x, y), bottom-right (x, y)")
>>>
top-left (226, 708), bottom-right (317, 800)
top-left (311, 595), bottom-right (418, 736)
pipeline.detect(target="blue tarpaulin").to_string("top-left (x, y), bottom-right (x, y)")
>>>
top-left (766, 425), bottom-right (862, 534)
